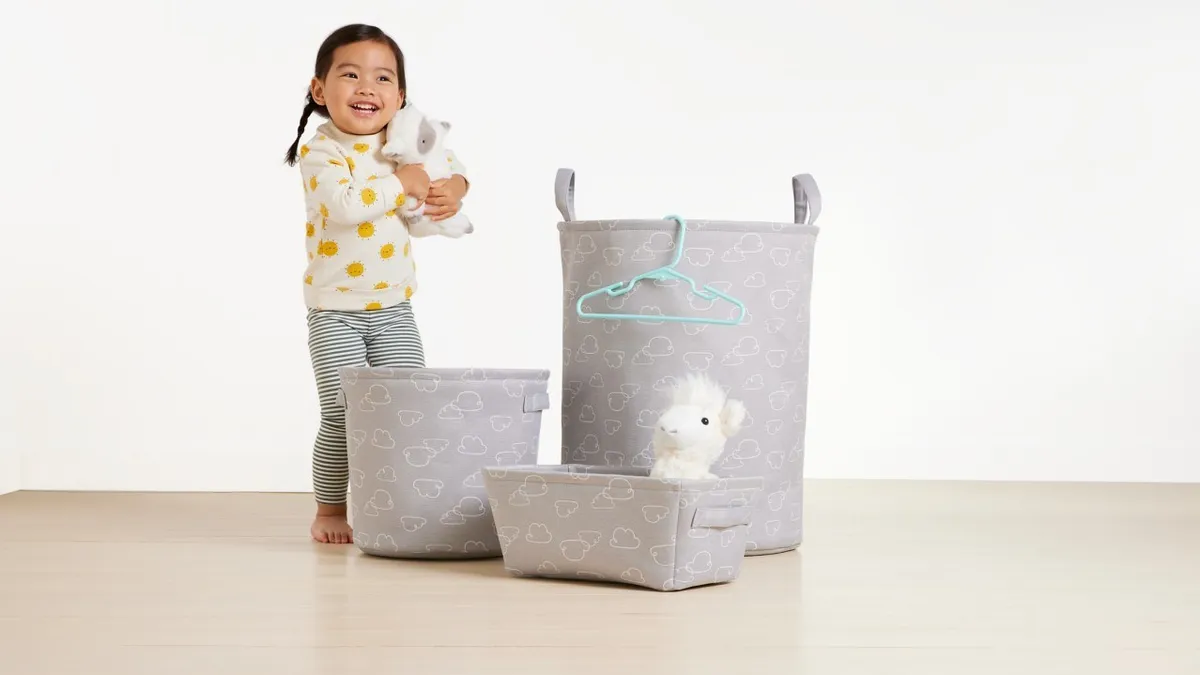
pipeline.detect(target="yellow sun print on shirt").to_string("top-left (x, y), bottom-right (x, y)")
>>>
top-left (320, 203), bottom-right (329, 219)
top-left (403, 242), bottom-right (411, 257)
top-left (309, 175), bottom-right (318, 192)
top-left (395, 193), bottom-right (406, 207)
top-left (318, 240), bottom-right (339, 257)
top-left (361, 187), bottom-right (377, 207)
top-left (305, 222), bottom-right (315, 237)
top-left (365, 301), bottom-right (383, 311)
top-left (304, 275), bottom-right (313, 285)
top-left (338, 178), bottom-right (349, 185)
top-left (357, 222), bottom-right (375, 239)
top-left (353, 143), bottom-right (370, 154)
top-left (346, 262), bottom-right (365, 278)
top-left (380, 243), bottom-right (395, 259)
top-left (346, 156), bottom-right (356, 172)
top-left (374, 281), bottom-right (389, 290)
top-left (405, 286), bottom-right (414, 300)
top-left (328, 158), bottom-right (343, 167)
top-left (385, 209), bottom-right (396, 218)
top-left (368, 174), bottom-right (379, 181)
top-left (300, 145), bottom-right (310, 158)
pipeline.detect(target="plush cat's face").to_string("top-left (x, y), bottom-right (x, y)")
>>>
top-left (384, 105), bottom-right (450, 163)
top-left (416, 116), bottom-right (439, 157)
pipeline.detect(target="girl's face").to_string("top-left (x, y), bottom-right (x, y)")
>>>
top-left (311, 40), bottom-right (404, 136)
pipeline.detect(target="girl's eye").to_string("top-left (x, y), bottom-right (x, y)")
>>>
top-left (378, 76), bottom-right (391, 82)
top-left (701, 417), bottom-right (709, 425)
top-left (343, 73), bottom-right (357, 79)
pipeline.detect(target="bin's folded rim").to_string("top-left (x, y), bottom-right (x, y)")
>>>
top-left (337, 367), bottom-right (551, 382)
top-left (558, 220), bottom-right (819, 235)
top-left (483, 464), bottom-right (765, 493)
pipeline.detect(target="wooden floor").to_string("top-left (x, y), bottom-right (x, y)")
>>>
top-left (1, 481), bottom-right (1198, 674)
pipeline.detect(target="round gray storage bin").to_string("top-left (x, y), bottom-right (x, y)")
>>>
top-left (338, 366), bottom-right (551, 559)
top-left (555, 168), bottom-right (822, 555)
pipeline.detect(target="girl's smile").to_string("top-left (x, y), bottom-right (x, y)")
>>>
top-left (349, 99), bottom-right (381, 119)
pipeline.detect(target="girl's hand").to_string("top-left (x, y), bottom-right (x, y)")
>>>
top-left (396, 164), bottom-right (430, 203)
top-left (424, 175), bottom-right (469, 221)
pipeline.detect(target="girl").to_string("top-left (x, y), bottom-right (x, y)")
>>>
top-left (285, 24), bottom-right (470, 543)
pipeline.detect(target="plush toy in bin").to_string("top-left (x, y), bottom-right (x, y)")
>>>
top-left (649, 374), bottom-right (747, 481)
top-left (382, 103), bottom-right (474, 238)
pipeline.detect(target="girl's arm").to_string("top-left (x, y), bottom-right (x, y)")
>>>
top-left (446, 148), bottom-right (469, 191)
top-left (409, 147), bottom-right (470, 233)
top-left (412, 147), bottom-right (468, 220)
top-left (300, 138), bottom-right (408, 225)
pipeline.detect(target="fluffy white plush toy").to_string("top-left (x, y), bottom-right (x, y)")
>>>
top-left (649, 374), bottom-right (747, 481)
top-left (381, 103), bottom-right (474, 238)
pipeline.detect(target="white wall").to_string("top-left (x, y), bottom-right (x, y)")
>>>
top-left (1, 321), bottom-right (18, 493)
top-left (0, 447), bottom-right (18, 496)
top-left (2, 0), bottom-right (1198, 491)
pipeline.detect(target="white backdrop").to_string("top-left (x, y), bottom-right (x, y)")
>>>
top-left (2, 0), bottom-right (1198, 493)
top-left (0, 446), bottom-right (16, 496)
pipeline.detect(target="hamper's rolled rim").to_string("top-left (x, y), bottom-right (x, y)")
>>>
top-left (337, 366), bottom-right (551, 382)
top-left (557, 219), bottom-right (819, 235)
top-left (482, 464), bottom-right (764, 493)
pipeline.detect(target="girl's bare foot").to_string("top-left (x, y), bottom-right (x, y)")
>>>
top-left (311, 503), bottom-right (353, 544)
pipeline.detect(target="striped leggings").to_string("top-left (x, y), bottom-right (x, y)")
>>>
top-left (307, 301), bottom-right (425, 505)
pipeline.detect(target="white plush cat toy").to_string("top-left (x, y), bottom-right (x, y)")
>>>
top-left (381, 103), bottom-right (474, 238)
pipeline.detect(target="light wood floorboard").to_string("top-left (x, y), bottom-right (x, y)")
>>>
top-left (1, 480), bottom-right (1197, 674)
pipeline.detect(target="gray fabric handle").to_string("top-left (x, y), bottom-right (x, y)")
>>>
top-left (523, 391), bottom-right (551, 413)
top-left (792, 173), bottom-right (822, 225)
top-left (691, 505), bottom-right (756, 529)
top-left (555, 168), bottom-right (576, 222)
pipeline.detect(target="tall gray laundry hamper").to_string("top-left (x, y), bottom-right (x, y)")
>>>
top-left (338, 366), bottom-right (551, 559)
top-left (555, 167), bottom-right (822, 555)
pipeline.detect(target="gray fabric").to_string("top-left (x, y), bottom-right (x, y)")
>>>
top-left (484, 465), bottom-right (763, 591)
top-left (338, 366), bottom-right (551, 559)
top-left (555, 168), bottom-right (821, 555)
top-left (555, 168), bottom-right (576, 222)
top-left (792, 173), bottom-right (821, 225)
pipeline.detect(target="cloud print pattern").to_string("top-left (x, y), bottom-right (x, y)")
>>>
top-left (340, 367), bottom-right (551, 559)
top-left (555, 168), bottom-right (822, 555)
top-left (484, 465), bottom-right (763, 591)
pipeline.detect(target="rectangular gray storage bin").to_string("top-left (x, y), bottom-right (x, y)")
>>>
top-left (483, 464), bottom-right (763, 591)
top-left (554, 167), bottom-right (821, 555)
top-left (339, 366), bottom-right (551, 559)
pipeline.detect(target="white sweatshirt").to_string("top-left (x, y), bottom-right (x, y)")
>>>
top-left (296, 121), bottom-right (467, 311)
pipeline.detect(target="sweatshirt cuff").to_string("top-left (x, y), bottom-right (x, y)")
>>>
top-left (376, 173), bottom-right (406, 209)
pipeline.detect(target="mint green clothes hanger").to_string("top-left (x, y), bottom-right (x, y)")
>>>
top-left (574, 215), bottom-right (748, 326)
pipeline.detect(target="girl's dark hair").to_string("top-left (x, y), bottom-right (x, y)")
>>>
top-left (284, 24), bottom-right (406, 165)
